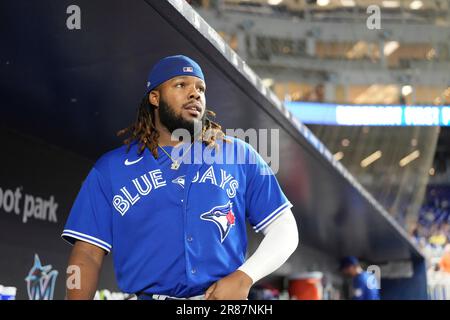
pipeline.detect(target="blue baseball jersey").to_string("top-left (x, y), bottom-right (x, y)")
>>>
top-left (351, 272), bottom-right (380, 300)
top-left (62, 136), bottom-right (292, 297)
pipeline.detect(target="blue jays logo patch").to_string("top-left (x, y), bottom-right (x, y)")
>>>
top-left (200, 201), bottom-right (236, 243)
top-left (172, 175), bottom-right (185, 188)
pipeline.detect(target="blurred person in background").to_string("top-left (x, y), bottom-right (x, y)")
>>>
top-left (339, 256), bottom-right (380, 300)
top-left (429, 226), bottom-right (447, 248)
top-left (439, 244), bottom-right (450, 274)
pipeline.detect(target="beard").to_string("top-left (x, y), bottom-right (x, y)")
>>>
top-left (158, 97), bottom-right (205, 140)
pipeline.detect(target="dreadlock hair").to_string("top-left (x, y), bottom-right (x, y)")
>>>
top-left (117, 94), bottom-right (229, 158)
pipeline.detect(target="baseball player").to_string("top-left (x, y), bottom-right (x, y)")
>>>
top-left (62, 55), bottom-right (299, 300)
top-left (339, 256), bottom-right (380, 300)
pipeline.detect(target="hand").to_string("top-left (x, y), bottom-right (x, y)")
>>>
top-left (205, 270), bottom-right (253, 300)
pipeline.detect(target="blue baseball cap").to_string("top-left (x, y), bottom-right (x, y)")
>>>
top-left (339, 256), bottom-right (359, 270)
top-left (146, 55), bottom-right (205, 92)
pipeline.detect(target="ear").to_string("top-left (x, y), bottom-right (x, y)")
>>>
top-left (149, 90), bottom-right (160, 108)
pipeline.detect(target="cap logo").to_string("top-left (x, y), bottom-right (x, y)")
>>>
top-left (183, 67), bottom-right (193, 72)
top-left (147, 81), bottom-right (151, 88)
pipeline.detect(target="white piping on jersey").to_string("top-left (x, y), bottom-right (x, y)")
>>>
top-left (253, 202), bottom-right (293, 233)
top-left (62, 229), bottom-right (112, 249)
top-left (62, 233), bottom-right (111, 253)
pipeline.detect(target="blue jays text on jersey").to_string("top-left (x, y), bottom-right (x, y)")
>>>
top-left (61, 136), bottom-right (293, 298)
top-left (113, 166), bottom-right (239, 217)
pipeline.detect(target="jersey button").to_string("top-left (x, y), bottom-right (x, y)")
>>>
top-left (191, 268), bottom-right (197, 274)
top-left (187, 236), bottom-right (193, 242)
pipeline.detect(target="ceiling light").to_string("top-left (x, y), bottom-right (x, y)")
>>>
top-left (410, 0), bottom-right (423, 10)
top-left (427, 48), bottom-right (436, 60)
top-left (334, 151), bottom-right (344, 161)
top-left (399, 150), bottom-right (420, 167)
top-left (317, 0), bottom-right (330, 6)
top-left (347, 41), bottom-right (368, 59)
top-left (382, 1), bottom-right (400, 8)
top-left (262, 78), bottom-right (274, 87)
top-left (268, 0), bottom-right (283, 5)
top-left (340, 0), bottom-right (356, 6)
top-left (444, 87), bottom-right (450, 97)
top-left (434, 97), bottom-right (442, 105)
top-left (361, 151), bottom-right (382, 168)
top-left (354, 84), bottom-right (399, 104)
top-left (402, 85), bottom-right (413, 96)
top-left (341, 139), bottom-right (350, 147)
top-left (384, 41), bottom-right (400, 56)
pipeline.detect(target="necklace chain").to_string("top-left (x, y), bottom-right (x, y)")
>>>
top-left (158, 142), bottom-right (194, 170)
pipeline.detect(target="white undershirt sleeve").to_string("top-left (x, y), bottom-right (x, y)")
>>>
top-left (238, 208), bottom-right (299, 284)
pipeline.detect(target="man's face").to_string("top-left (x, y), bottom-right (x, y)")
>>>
top-left (341, 265), bottom-right (357, 278)
top-left (151, 76), bottom-right (206, 137)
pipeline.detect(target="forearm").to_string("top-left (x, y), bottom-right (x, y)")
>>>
top-left (205, 211), bottom-right (298, 300)
top-left (238, 209), bottom-right (299, 283)
top-left (66, 241), bottom-right (104, 300)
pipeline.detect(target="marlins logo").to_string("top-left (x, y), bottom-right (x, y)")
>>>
top-left (200, 201), bottom-right (236, 243)
top-left (25, 254), bottom-right (59, 300)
